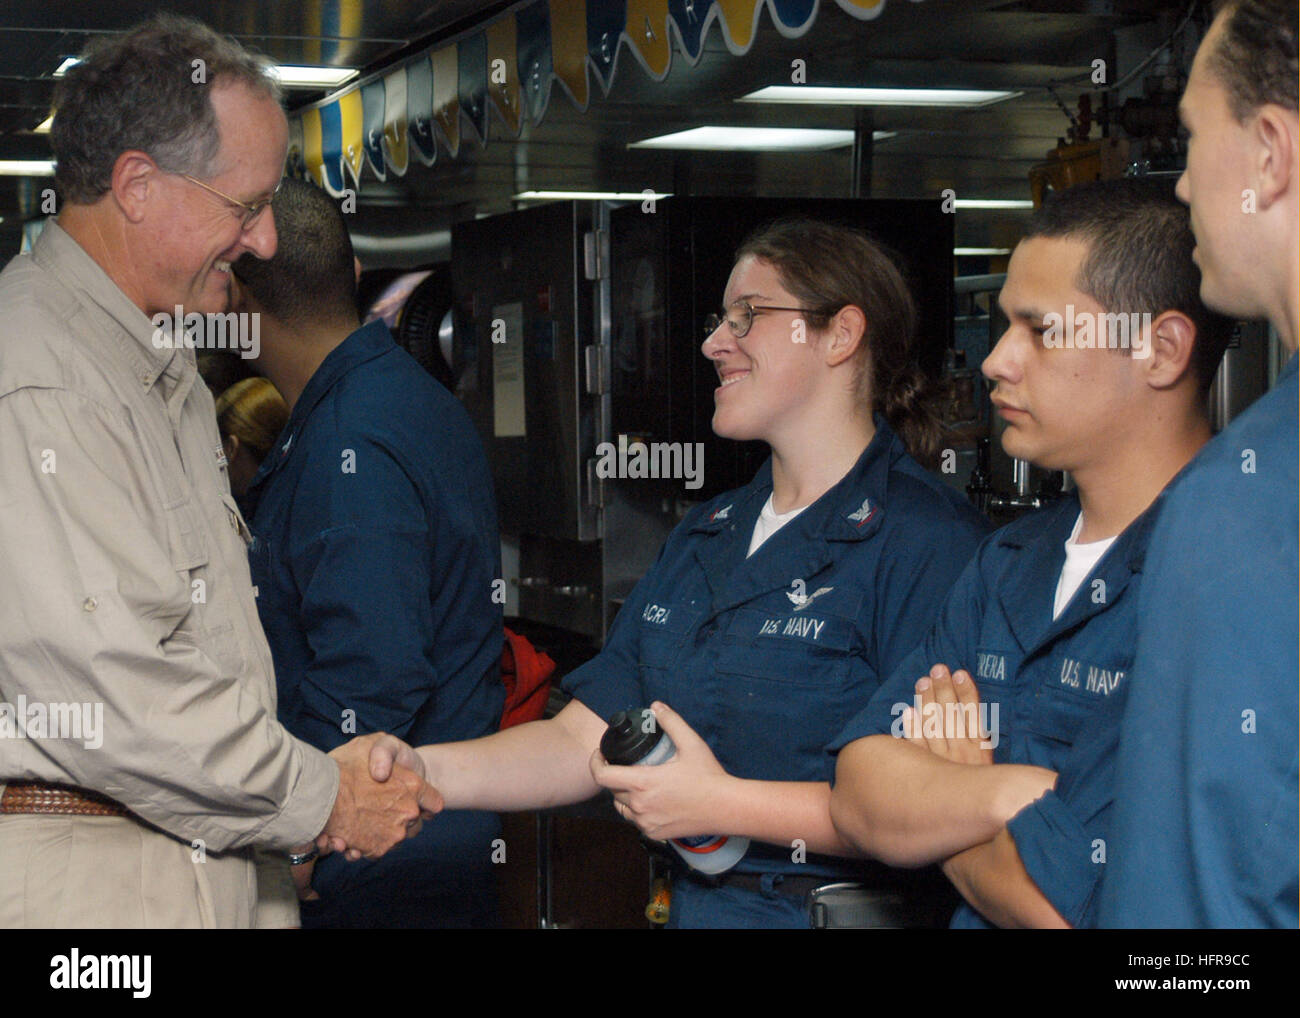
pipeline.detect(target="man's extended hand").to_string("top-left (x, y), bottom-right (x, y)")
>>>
top-left (366, 732), bottom-right (427, 784)
top-left (901, 664), bottom-right (994, 766)
top-left (316, 733), bottom-right (442, 861)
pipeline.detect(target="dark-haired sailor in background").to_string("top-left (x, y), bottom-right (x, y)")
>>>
top-left (232, 178), bottom-right (504, 928)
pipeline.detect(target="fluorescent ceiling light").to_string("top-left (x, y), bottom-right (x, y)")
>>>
top-left (53, 56), bottom-right (355, 89)
top-left (953, 199), bottom-right (1034, 210)
top-left (739, 86), bottom-right (1021, 108)
top-left (0, 160), bottom-right (56, 176)
top-left (954, 247), bottom-right (1012, 256)
top-left (267, 65), bottom-right (359, 89)
top-left (630, 127), bottom-right (864, 151)
top-left (514, 190), bottom-right (673, 202)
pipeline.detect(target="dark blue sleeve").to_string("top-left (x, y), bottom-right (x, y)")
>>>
top-left (283, 435), bottom-right (444, 750)
top-left (828, 533), bottom-right (992, 752)
top-left (1005, 687), bottom-right (1124, 928)
top-left (1098, 391), bottom-right (1300, 928)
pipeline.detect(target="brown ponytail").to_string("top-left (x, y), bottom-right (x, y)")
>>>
top-left (876, 361), bottom-right (947, 469)
top-left (215, 376), bottom-right (289, 464)
top-left (735, 217), bottom-right (947, 467)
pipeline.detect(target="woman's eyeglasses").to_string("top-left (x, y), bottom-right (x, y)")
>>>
top-left (703, 300), bottom-right (825, 339)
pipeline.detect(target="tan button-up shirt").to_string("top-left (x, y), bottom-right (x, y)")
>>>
top-left (0, 220), bottom-right (337, 852)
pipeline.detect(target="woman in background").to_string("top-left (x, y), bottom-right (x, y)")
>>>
top-left (215, 376), bottom-right (288, 497)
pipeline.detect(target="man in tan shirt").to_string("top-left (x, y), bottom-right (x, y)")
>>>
top-left (0, 14), bottom-right (438, 928)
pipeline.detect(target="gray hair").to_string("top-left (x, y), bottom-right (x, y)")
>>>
top-left (52, 12), bottom-right (281, 205)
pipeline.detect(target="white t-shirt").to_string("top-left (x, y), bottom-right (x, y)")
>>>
top-left (748, 494), bottom-right (810, 557)
top-left (1053, 512), bottom-right (1117, 619)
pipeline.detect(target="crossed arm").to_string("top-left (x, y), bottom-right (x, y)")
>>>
top-left (829, 665), bottom-right (1069, 928)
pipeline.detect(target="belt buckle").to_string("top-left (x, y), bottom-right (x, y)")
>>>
top-left (806, 881), bottom-right (908, 929)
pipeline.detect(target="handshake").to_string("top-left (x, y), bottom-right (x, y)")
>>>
top-left (307, 732), bottom-right (431, 862)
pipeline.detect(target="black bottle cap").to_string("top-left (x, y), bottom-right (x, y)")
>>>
top-left (599, 708), bottom-right (662, 765)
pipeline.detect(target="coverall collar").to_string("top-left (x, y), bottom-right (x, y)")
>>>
top-left (250, 319), bottom-right (393, 489)
top-left (690, 414), bottom-right (902, 616)
top-left (997, 488), bottom-right (1162, 657)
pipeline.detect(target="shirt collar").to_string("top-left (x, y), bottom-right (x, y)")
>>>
top-left (996, 484), bottom-right (1162, 576)
top-left (252, 319), bottom-right (395, 482)
top-left (281, 319), bottom-right (395, 435)
top-left (820, 414), bottom-right (903, 541)
top-left (689, 413), bottom-right (903, 543)
top-left (33, 219), bottom-right (185, 391)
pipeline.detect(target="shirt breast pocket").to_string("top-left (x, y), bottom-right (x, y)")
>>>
top-left (151, 494), bottom-right (211, 642)
top-left (1024, 689), bottom-right (1091, 748)
top-left (713, 608), bottom-right (862, 782)
top-left (635, 602), bottom-right (706, 716)
top-left (1024, 657), bottom-right (1124, 752)
top-left (164, 619), bottom-right (246, 679)
top-left (635, 601), bottom-right (703, 671)
top-left (162, 495), bottom-right (208, 576)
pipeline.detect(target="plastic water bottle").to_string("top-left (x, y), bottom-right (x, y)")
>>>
top-left (599, 708), bottom-right (749, 874)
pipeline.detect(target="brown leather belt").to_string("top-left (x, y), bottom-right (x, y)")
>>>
top-left (0, 781), bottom-right (133, 818)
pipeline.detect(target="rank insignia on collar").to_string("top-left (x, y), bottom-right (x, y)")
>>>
top-left (847, 497), bottom-right (876, 526)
